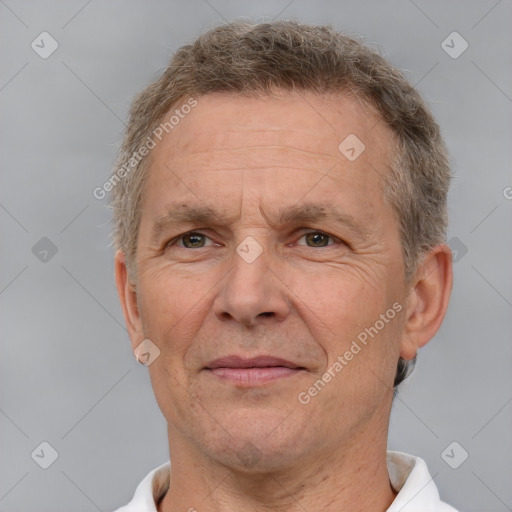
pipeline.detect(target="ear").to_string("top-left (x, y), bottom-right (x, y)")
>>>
top-left (115, 250), bottom-right (144, 352)
top-left (400, 244), bottom-right (453, 360)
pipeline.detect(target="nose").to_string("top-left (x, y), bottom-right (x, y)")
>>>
top-left (212, 240), bottom-right (291, 327)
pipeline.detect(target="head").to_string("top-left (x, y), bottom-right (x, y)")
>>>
top-left (112, 21), bottom-right (452, 471)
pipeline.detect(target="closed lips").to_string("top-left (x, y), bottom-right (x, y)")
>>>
top-left (205, 356), bottom-right (304, 369)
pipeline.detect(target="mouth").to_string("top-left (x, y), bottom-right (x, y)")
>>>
top-left (204, 355), bottom-right (307, 386)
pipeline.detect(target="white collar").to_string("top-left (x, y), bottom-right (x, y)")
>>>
top-left (114, 450), bottom-right (458, 511)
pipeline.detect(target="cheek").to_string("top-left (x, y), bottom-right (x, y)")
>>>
top-left (297, 270), bottom-right (385, 333)
top-left (297, 267), bottom-right (403, 375)
top-left (138, 269), bottom-right (206, 339)
top-left (147, 361), bottom-right (192, 433)
top-left (140, 275), bottom-right (206, 422)
top-left (328, 301), bottom-right (405, 398)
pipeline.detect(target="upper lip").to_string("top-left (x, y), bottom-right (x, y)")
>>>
top-left (205, 355), bottom-right (303, 370)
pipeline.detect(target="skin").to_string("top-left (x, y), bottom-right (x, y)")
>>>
top-left (115, 90), bottom-right (453, 512)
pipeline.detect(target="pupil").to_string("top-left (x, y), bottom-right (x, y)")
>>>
top-left (308, 233), bottom-right (326, 247)
top-left (186, 234), bottom-right (203, 247)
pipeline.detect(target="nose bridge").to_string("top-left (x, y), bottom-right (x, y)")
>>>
top-left (213, 234), bottom-right (289, 326)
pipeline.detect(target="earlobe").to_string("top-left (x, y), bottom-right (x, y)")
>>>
top-left (114, 250), bottom-right (143, 350)
top-left (400, 244), bottom-right (453, 360)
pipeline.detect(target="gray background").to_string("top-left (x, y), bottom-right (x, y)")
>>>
top-left (1, 1), bottom-right (511, 511)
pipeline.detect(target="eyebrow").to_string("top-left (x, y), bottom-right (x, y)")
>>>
top-left (151, 201), bottom-right (370, 242)
top-left (152, 203), bottom-right (231, 242)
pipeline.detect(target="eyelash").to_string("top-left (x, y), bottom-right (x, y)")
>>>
top-left (166, 230), bottom-right (342, 249)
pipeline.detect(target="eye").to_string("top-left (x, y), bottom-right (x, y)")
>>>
top-left (167, 231), bottom-right (214, 249)
top-left (166, 230), bottom-right (343, 250)
top-left (296, 230), bottom-right (341, 248)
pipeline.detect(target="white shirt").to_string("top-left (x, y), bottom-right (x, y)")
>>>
top-left (113, 450), bottom-right (459, 511)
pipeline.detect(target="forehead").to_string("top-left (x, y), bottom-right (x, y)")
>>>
top-left (148, 91), bottom-right (394, 173)
top-left (141, 90), bottom-right (398, 228)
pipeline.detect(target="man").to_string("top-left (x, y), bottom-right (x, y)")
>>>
top-left (111, 20), bottom-right (457, 511)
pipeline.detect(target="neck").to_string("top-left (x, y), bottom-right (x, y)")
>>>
top-left (159, 423), bottom-right (396, 512)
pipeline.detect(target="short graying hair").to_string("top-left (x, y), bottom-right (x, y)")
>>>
top-left (109, 20), bottom-right (451, 387)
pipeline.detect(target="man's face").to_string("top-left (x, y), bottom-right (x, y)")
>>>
top-left (127, 91), bottom-right (410, 470)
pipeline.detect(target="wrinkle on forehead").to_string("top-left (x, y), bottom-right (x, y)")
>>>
top-left (163, 146), bottom-right (343, 177)
top-left (142, 91), bottom-right (396, 227)
top-left (148, 90), bottom-right (392, 169)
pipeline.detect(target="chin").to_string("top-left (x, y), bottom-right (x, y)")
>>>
top-left (195, 409), bottom-right (315, 473)
top-left (214, 439), bottom-right (302, 474)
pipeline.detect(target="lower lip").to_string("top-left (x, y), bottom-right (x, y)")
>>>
top-left (206, 367), bottom-right (303, 385)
